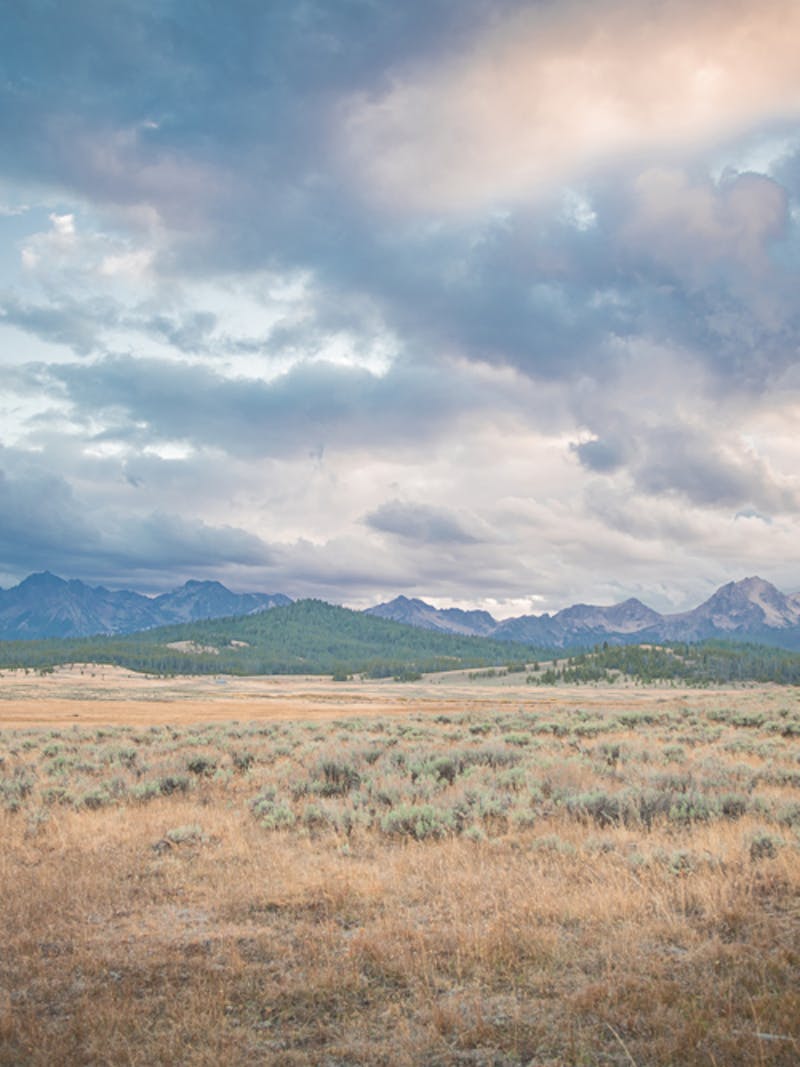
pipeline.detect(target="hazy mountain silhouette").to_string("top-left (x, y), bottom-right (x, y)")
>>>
top-left (0, 573), bottom-right (290, 639)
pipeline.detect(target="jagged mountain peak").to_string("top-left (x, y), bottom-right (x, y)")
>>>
top-left (371, 577), bottom-right (800, 650)
top-left (366, 595), bottom-right (498, 636)
top-left (0, 573), bottom-right (292, 639)
top-left (19, 570), bottom-right (67, 589)
top-left (5, 572), bottom-right (800, 649)
top-left (551, 595), bottom-right (662, 635)
top-left (707, 575), bottom-right (779, 599)
top-left (685, 575), bottom-right (799, 632)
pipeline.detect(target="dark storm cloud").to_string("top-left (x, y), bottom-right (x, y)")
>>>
top-left (0, 450), bottom-right (270, 579)
top-left (571, 437), bottom-right (627, 474)
top-left (228, 165), bottom-right (798, 397)
top-left (632, 426), bottom-right (798, 512)
top-left (0, 1), bottom-right (505, 213)
top-left (47, 352), bottom-right (497, 458)
top-left (0, 0), bottom-right (640, 392)
top-left (574, 422), bottom-right (797, 514)
top-left (363, 500), bottom-right (483, 545)
top-left (0, 293), bottom-right (110, 355)
top-left (4, 1), bottom-right (797, 396)
top-left (0, 460), bottom-right (95, 562)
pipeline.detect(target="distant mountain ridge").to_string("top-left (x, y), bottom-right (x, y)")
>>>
top-left (0, 572), bottom-right (291, 639)
top-left (3, 572), bottom-right (800, 649)
top-left (369, 577), bottom-right (800, 651)
top-left (364, 595), bottom-right (498, 636)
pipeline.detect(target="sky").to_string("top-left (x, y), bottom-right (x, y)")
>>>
top-left (2, 0), bottom-right (800, 616)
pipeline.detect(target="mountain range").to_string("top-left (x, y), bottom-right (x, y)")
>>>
top-left (2, 572), bottom-right (800, 650)
top-left (366, 577), bottom-right (800, 650)
top-left (0, 572), bottom-right (290, 640)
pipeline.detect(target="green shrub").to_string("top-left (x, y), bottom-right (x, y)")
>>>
top-left (503, 732), bottom-right (531, 747)
top-left (668, 793), bottom-right (718, 825)
top-left (719, 793), bottom-right (749, 819)
top-left (165, 824), bottom-right (205, 845)
top-left (131, 781), bottom-right (162, 803)
top-left (158, 774), bottom-right (190, 796)
top-left (316, 758), bottom-right (361, 796)
top-left (230, 750), bottom-right (255, 772)
top-left (749, 832), bottom-right (783, 861)
top-left (532, 834), bottom-right (577, 856)
top-left (0, 772), bottom-right (35, 812)
top-left (566, 791), bottom-right (625, 828)
top-left (777, 801), bottom-right (800, 828)
top-left (463, 825), bottom-right (487, 842)
top-left (381, 803), bottom-right (455, 840)
top-left (251, 789), bottom-right (296, 829)
top-left (76, 787), bottom-right (111, 810)
top-left (255, 800), bottom-right (296, 830)
top-left (509, 808), bottom-right (537, 830)
top-left (187, 755), bottom-right (217, 775)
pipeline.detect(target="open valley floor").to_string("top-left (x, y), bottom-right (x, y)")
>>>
top-left (1, 669), bottom-right (798, 1065)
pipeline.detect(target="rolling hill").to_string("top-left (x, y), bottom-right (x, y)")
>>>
top-left (0, 598), bottom-right (540, 676)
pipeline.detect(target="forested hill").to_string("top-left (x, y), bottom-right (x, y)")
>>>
top-left (530, 641), bottom-right (800, 687)
top-left (0, 598), bottom-right (541, 677)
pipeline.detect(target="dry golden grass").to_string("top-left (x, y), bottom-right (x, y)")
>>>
top-left (0, 662), bottom-right (793, 727)
top-left (0, 671), bottom-right (798, 1065)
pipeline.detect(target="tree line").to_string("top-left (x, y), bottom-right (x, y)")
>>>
top-left (528, 640), bottom-right (800, 685)
top-left (0, 598), bottom-right (541, 678)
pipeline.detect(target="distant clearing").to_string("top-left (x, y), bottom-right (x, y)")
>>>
top-left (0, 662), bottom-right (793, 728)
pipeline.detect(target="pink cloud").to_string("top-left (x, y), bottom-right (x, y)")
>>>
top-left (343, 0), bottom-right (800, 213)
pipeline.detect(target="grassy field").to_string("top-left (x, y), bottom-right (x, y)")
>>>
top-left (1, 668), bottom-right (798, 1065)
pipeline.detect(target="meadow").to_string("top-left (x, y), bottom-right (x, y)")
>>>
top-left (0, 667), bottom-right (798, 1065)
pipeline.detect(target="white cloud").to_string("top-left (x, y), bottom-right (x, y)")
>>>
top-left (49, 212), bottom-right (75, 238)
top-left (98, 249), bottom-right (153, 279)
top-left (0, 203), bottom-right (29, 217)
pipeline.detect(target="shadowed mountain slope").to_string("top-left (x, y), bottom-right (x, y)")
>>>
top-left (5, 573), bottom-right (800, 650)
top-left (0, 573), bottom-right (290, 639)
top-left (370, 578), bottom-right (800, 650)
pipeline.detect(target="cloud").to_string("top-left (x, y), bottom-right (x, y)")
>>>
top-left (143, 311), bottom-right (218, 353)
top-left (0, 452), bottom-right (271, 583)
top-left (18, 210), bottom-right (158, 289)
top-left (363, 500), bottom-right (485, 544)
top-left (0, 461), bottom-right (95, 561)
top-left (0, 293), bottom-right (108, 355)
top-left (571, 437), bottom-right (627, 474)
top-left (572, 417), bottom-right (800, 513)
top-left (631, 425), bottom-right (798, 512)
top-left (47, 351), bottom-right (516, 459)
top-left (343, 0), bottom-right (800, 213)
top-left (0, 1), bottom-right (490, 243)
top-left (622, 169), bottom-right (789, 280)
top-left (2, 1), bottom-right (800, 613)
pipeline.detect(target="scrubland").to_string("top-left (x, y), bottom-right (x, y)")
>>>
top-left (0, 673), bottom-right (798, 1065)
